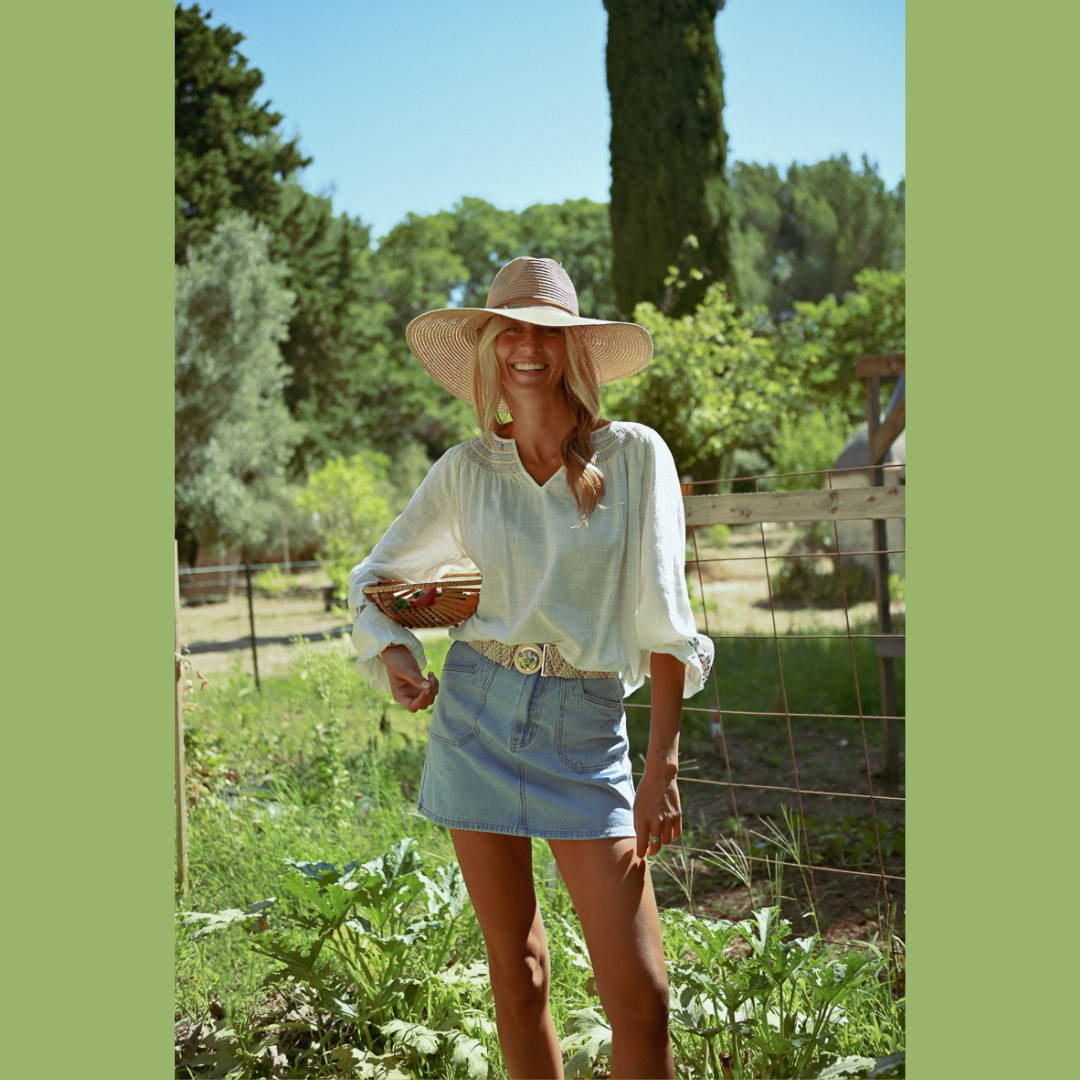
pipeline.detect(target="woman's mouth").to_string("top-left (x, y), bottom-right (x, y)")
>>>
top-left (512, 363), bottom-right (546, 371)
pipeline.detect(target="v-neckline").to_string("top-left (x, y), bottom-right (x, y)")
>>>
top-left (491, 420), bottom-right (615, 491)
top-left (493, 431), bottom-right (564, 490)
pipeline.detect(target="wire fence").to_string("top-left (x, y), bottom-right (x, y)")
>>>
top-left (177, 560), bottom-right (325, 605)
top-left (176, 463), bottom-right (905, 939)
top-left (630, 460), bottom-right (905, 940)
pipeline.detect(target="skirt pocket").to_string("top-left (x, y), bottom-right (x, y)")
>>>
top-left (428, 647), bottom-right (496, 747)
top-left (557, 678), bottom-right (627, 773)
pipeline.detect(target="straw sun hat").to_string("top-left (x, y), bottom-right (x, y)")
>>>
top-left (405, 256), bottom-right (653, 406)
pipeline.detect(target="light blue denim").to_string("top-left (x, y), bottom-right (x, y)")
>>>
top-left (417, 642), bottom-right (637, 838)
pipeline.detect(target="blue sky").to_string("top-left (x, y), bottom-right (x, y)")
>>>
top-left (202, 0), bottom-right (905, 241)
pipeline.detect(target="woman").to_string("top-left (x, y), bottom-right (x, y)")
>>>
top-left (348, 257), bottom-right (712, 1079)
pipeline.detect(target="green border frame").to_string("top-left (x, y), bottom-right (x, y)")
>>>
top-left (6, 1), bottom-right (1067, 1074)
top-left (4, 1), bottom-right (174, 1074)
top-left (908, 0), bottom-right (1073, 1074)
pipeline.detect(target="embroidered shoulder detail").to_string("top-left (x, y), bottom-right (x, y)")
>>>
top-left (461, 433), bottom-right (520, 474)
top-left (593, 421), bottom-right (641, 464)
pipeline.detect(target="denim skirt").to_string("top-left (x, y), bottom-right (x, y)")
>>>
top-left (417, 641), bottom-right (637, 839)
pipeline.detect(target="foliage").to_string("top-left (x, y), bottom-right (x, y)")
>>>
top-left (295, 453), bottom-right (397, 599)
top-left (175, 213), bottom-right (303, 554)
top-left (771, 546), bottom-right (877, 607)
top-left (731, 157), bottom-right (905, 315)
top-left (176, 636), bottom-right (902, 1078)
top-left (773, 269), bottom-right (906, 429)
top-left (253, 563), bottom-right (291, 597)
top-left (602, 283), bottom-right (805, 478)
top-left (272, 185), bottom-right (472, 473)
top-left (174, 3), bottom-right (309, 262)
top-left (179, 840), bottom-right (492, 1079)
top-left (246, 482), bottom-right (320, 564)
top-left (662, 900), bottom-right (899, 1080)
top-left (604, 0), bottom-right (734, 316)
top-left (375, 196), bottom-right (618, 320)
top-left (175, 5), bottom-right (471, 472)
top-left (518, 199), bottom-right (619, 319)
top-left (767, 401), bottom-right (851, 490)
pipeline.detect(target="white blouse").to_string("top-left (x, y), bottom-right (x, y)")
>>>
top-left (348, 421), bottom-right (714, 698)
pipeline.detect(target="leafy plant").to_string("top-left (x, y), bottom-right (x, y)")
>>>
top-left (767, 402), bottom-right (851, 490)
top-left (181, 839), bottom-right (492, 1078)
top-left (287, 635), bottom-right (357, 811)
top-left (296, 452), bottom-right (396, 600)
top-left (771, 526), bottom-right (877, 606)
top-left (254, 563), bottom-right (292, 597)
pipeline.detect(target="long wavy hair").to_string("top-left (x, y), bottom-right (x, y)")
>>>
top-left (472, 314), bottom-right (605, 519)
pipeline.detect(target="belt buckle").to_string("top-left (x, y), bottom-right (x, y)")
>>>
top-left (512, 643), bottom-right (544, 675)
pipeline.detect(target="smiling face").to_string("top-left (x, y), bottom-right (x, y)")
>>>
top-left (493, 319), bottom-right (569, 404)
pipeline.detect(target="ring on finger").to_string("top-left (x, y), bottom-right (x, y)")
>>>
top-left (649, 834), bottom-right (662, 846)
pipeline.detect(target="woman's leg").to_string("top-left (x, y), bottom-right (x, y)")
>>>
top-left (547, 837), bottom-right (674, 1080)
top-left (450, 830), bottom-right (564, 1080)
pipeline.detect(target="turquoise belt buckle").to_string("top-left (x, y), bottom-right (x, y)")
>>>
top-left (513, 643), bottom-right (543, 674)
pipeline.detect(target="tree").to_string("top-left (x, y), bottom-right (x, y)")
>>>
top-left (604, 0), bottom-right (735, 317)
top-left (730, 156), bottom-right (905, 314)
top-left (175, 214), bottom-right (303, 558)
top-left (269, 184), bottom-right (461, 473)
top-left (728, 162), bottom-right (785, 311)
top-left (175, 3), bottom-right (309, 262)
top-left (295, 453), bottom-right (397, 600)
top-left (518, 199), bottom-right (619, 319)
top-left (601, 283), bottom-right (809, 478)
top-left (773, 268), bottom-right (905, 429)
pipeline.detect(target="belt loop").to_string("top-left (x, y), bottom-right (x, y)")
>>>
top-left (540, 644), bottom-right (551, 677)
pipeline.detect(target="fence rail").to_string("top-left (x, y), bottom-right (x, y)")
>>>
top-left (684, 486), bottom-right (904, 527)
top-left (177, 560), bottom-right (323, 576)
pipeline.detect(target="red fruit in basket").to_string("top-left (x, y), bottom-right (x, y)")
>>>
top-left (412, 586), bottom-right (439, 607)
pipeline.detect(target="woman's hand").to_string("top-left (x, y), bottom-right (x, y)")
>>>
top-left (382, 644), bottom-right (439, 712)
top-left (636, 650), bottom-right (686, 858)
top-left (634, 757), bottom-right (682, 859)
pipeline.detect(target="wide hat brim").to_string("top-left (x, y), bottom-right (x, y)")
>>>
top-left (405, 305), bottom-right (653, 407)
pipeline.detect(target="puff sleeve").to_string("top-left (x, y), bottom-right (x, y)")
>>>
top-left (347, 448), bottom-right (471, 692)
top-left (632, 429), bottom-right (714, 697)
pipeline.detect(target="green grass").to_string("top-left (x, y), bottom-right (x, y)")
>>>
top-left (175, 635), bottom-right (904, 1079)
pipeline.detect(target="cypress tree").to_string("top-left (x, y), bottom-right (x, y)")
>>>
top-left (604, 0), bottom-right (735, 317)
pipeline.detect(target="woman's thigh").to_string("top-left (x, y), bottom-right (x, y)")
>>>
top-left (450, 830), bottom-right (549, 968)
top-left (546, 837), bottom-right (669, 1011)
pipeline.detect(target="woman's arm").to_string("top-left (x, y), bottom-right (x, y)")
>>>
top-left (634, 650), bottom-right (685, 858)
top-left (349, 449), bottom-right (469, 694)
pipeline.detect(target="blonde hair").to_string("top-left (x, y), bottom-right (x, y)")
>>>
top-left (472, 314), bottom-right (606, 518)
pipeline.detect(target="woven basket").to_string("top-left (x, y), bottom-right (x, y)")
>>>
top-left (363, 573), bottom-right (483, 629)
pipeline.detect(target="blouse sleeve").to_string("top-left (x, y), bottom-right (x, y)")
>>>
top-left (347, 448), bottom-right (470, 693)
top-left (634, 429), bottom-right (715, 698)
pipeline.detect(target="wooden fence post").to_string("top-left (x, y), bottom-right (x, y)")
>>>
top-left (860, 355), bottom-right (905, 791)
top-left (175, 542), bottom-right (189, 897)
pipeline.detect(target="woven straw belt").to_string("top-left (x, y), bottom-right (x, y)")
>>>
top-left (469, 640), bottom-right (619, 680)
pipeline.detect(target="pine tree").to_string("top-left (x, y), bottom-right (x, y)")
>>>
top-left (603, 0), bottom-right (735, 316)
top-left (175, 3), bottom-right (309, 262)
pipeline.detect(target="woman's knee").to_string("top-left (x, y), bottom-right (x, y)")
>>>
top-left (604, 973), bottom-right (670, 1038)
top-left (488, 946), bottom-right (552, 1021)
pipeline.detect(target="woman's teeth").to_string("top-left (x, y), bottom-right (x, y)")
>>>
top-left (513, 363), bottom-right (545, 371)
